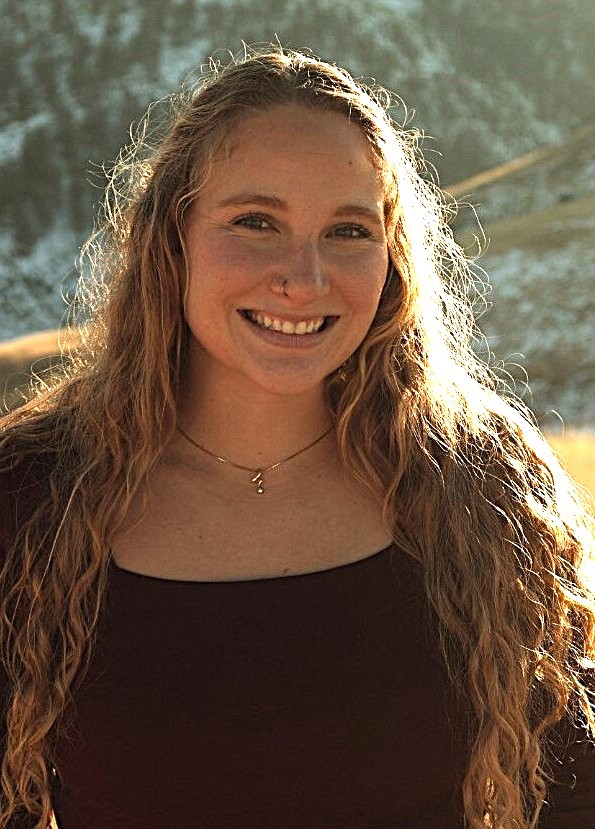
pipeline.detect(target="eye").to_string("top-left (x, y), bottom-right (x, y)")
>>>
top-left (331, 223), bottom-right (372, 239)
top-left (231, 212), bottom-right (274, 231)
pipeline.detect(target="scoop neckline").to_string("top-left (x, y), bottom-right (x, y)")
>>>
top-left (109, 542), bottom-right (395, 586)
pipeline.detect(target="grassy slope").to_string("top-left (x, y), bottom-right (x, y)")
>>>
top-left (0, 329), bottom-right (78, 411)
top-left (450, 121), bottom-right (595, 255)
top-left (455, 191), bottom-right (595, 257)
top-left (448, 124), bottom-right (595, 201)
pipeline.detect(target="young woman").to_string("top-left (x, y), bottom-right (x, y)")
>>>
top-left (1, 47), bottom-right (594, 829)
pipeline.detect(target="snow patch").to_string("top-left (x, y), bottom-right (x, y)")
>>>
top-left (0, 225), bottom-right (79, 340)
top-left (0, 113), bottom-right (53, 165)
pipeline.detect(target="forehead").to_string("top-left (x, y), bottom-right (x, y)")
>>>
top-left (200, 104), bottom-right (386, 207)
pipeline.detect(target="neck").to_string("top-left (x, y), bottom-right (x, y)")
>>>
top-left (175, 372), bottom-right (334, 472)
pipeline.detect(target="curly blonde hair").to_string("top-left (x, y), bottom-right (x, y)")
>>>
top-left (1, 46), bottom-right (594, 829)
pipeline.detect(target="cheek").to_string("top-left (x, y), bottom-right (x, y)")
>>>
top-left (190, 239), bottom-right (280, 299)
top-left (185, 252), bottom-right (234, 311)
top-left (342, 258), bottom-right (389, 313)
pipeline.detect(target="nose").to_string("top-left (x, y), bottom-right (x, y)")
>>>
top-left (271, 239), bottom-right (330, 303)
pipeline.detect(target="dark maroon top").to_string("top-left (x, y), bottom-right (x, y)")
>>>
top-left (1, 463), bottom-right (594, 828)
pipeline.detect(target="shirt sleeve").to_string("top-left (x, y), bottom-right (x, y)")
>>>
top-left (537, 703), bottom-right (595, 827)
top-left (0, 470), bottom-right (43, 829)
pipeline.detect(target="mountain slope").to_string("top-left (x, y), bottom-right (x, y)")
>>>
top-left (2, 0), bottom-right (594, 424)
top-left (450, 124), bottom-right (595, 426)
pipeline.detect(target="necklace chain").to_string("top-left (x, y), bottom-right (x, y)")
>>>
top-left (176, 424), bottom-right (333, 495)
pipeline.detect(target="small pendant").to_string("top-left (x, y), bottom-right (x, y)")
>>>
top-left (251, 470), bottom-right (265, 494)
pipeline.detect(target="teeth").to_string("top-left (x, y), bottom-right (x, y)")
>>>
top-left (246, 311), bottom-right (326, 335)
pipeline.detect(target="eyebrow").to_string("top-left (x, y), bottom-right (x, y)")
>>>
top-left (216, 193), bottom-right (384, 225)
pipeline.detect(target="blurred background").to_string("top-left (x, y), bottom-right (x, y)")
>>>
top-left (1, 0), bottom-right (594, 483)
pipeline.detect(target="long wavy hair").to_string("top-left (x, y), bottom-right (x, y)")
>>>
top-left (1, 46), bottom-right (594, 829)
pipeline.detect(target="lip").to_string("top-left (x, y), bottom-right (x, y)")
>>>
top-left (238, 310), bottom-right (339, 346)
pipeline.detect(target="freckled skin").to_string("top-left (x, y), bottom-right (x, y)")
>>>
top-left (183, 104), bottom-right (389, 401)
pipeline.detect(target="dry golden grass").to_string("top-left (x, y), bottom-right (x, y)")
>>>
top-left (455, 191), bottom-right (595, 257)
top-left (448, 123), bottom-right (595, 201)
top-left (546, 433), bottom-right (595, 503)
top-left (0, 328), bottom-right (80, 411)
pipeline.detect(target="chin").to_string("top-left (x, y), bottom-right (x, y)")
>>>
top-left (252, 376), bottom-right (327, 399)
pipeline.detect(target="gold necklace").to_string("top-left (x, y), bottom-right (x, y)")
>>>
top-left (176, 424), bottom-right (334, 495)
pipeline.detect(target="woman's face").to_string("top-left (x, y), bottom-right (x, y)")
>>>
top-left (183, 103), bottom-right (389, 400)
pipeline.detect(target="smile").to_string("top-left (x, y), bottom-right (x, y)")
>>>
top-left (240, 310), bottom-right (332, 335)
